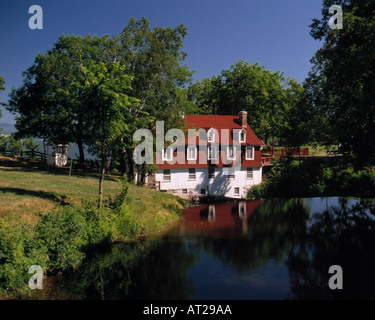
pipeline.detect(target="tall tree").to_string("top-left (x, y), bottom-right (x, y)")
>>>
top-left (118, 17), bottom-right (194, 123)
top-left (188, 60), bottom-right (300, 144)
top-left (112, 17), bottom-right (195, 179)
top-left (279, 80), bottom-right (315, 160)
top-left (7, 35), bottom-right (117, 163)
top-left (71, 60), bottom-right (139, 208)
top-left (307, 0), bottom-right (375, 163)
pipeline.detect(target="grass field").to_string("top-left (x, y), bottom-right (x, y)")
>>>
top-left (0, 155), bottom-right (185, 233)
top-left (0, 156), bottom-right (120, 225)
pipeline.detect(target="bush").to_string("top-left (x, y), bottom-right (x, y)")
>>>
top-left (0, 219), bottom-right (48, 297)
top-left (37, 207), bottom-right (88, 273)
top-left (248, 158), bottom-right (375, 199)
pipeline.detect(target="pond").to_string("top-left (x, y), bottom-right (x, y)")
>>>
top-left (53, 197), bottom-right (375, 300)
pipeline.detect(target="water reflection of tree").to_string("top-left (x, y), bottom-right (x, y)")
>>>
top-left (58, 238), bottom-right (197, 299)
top-left (200, 199), bottom-right (310, 273)
top-left (287, 199), bottom-right (375, 299)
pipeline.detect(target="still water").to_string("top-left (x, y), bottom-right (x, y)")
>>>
top-left (57, 197), bottom-right (375, 300)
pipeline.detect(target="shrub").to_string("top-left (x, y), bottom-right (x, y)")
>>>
top-left (37, 207), bottom-right (88, 273)
top-left (0, 219), bottom-right (48, 296)
top-left (248, 158), bottom-right (375, 199)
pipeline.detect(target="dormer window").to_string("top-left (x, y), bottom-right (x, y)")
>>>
top-left (227, 146), bottom-right (236, 160)
top-left (208, 145), bottom-right (218, 160)
top-left (162, 147), bottom-right (173, 161)
top-left (207, 128), bottom-right (215, 143)
top-left (239, 129), bottom-right (246, 143)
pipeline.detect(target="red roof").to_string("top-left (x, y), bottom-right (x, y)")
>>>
top-left (156, 113), bottom-right (264, 169)
top-left (184, 114), bottom-right (264, 146)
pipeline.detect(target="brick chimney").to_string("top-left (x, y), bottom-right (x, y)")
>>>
top-left (238, 111), bottom-right (247, 127)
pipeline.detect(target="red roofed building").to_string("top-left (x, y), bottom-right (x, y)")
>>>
top-left (151, 111), bottom-right (265, 199)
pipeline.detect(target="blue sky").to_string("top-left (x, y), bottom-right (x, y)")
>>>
top-left (0, 0), bottom-right (324, 124)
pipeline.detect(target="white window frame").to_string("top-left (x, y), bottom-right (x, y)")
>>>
top-left (246, 167), bottom-right (254, 180)
top-left (207, 145), bottom-right (218, 160)
top-left (187, 146), bottom-right (197, 161)
top-left (163, 169), bottom-right (171, 181)
top-left (207, 128), bottom-right (215, 143)
top-left (239, 129), bottom-right (246, 143)
top-left (245, 146), bottom-right (254, 160)
top-left (162, 147), bottom-right (173, 161)
top-left (188, 168), bottom-right (196, 180)
top-left (227, 146), bottom-right (236, 160)
top-left (228, 171), bottom-right (235, 179)
top-left (234, 187), bottom-right (240, 196)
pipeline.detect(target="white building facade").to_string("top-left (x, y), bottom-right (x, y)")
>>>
top-left (155, 166), bottom-right (262, 199)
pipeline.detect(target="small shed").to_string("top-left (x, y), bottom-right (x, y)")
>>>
top-left (46, 139), bottom-right (69, 166)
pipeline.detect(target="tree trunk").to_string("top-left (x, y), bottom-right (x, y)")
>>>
top-left (98, 165), bottom-right (105, 209)
top-left (124, 148), bottom-right (134, 181)
top-left (77, 139), bottom-right (85, 164)
top-left (98, 137), bottom-right (106, 209)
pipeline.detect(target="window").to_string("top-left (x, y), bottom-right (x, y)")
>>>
top-left (234, 187), bottom-right (240, 196)
top-left (228, 171), bottom-right (235, 179)
top-left (239, 130), bottom-right (246, 143)
top-left (208, 146), bottom-right (217, 160)
top-left (245, 146), bottom-right (254, 160)
top-left (163, 169), bottom-right (171, 181)
top-left (207, 128), bottom-right (215, 142)
top-left (187, 146), bottom-right (197, 161)
top-left (200, 188), bottom-right (206, 195)
top-left (246, 168), bottom-right (253, 179)
top-left (208, 167), bottom-right (215, 179)
top-left (163, 148), bottom-right (172, 161)
top-left (227, 146), bottom-right (236, 160)
top-left (182, 189), bottom-right (188, 194)
top-left (188, 168), bottom-right (196, 180)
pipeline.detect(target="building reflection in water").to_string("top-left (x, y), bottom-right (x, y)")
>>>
top-left (176, 200), bottom-right (263, 236)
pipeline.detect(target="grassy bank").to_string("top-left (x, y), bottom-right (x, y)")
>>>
top-left (0, 156), bottom-right (186, 298)
top-left (248, 157), bottom-right (375, 199)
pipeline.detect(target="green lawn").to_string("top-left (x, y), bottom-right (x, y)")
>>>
top-left (0, 156), bottom-right (185, 230)
top-left (0, 156), bottom-right (121, 223)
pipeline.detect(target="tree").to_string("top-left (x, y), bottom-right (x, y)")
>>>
top-left (6, 35), bottom-right (120, 163)
top-left (8, 18), bottom-right (195, 179)
top-left (71, 60), bottom-right (140, 208)
top-left (279, 79), bottom-right (314, 159)
top-left (188, 60), bottom-right (300, 144)
top-left (113, 17), bottom-right (195, 180)
top-left (118, 17), bottom-right (194, 122)
top-left (307, 0), bottom-right (375, 163)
